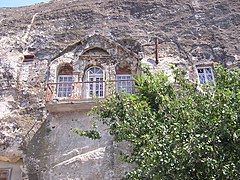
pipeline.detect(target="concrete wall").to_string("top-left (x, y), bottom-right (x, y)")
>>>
top-left (26, 110), bottom-right (131, 180)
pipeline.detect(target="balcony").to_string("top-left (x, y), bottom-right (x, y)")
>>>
top-left (45, 80), bottom-right (134, 112)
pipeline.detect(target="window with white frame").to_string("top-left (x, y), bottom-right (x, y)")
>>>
top-left (86, 67), bottom-right (104, 98)
top-left (57, 75), bottom-right (73, 97)
top-left (197, 67), bottom-right (214, 84)
top-left (116, 75), bottom-right (132, 94)
top-left (0, 168), bottom-right (11, 180)
top-left (57, 64), bottom-right (73, 98)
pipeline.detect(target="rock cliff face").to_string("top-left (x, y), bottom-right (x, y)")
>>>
top-left (0, 0), bottom-right (239, 59)
top-left (0, 0), bottom-right (239, 179)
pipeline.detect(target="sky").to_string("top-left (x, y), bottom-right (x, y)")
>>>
top-left (0, 0), bottom-right (49, 7)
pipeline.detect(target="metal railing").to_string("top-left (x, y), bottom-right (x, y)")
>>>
top-left (46, 80), bottom-right (134, 102)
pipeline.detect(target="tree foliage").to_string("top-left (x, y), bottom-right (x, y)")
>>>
top-left (75, 65), bottom-right (240, 179)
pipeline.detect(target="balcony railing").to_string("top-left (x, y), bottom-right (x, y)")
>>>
top-left (46, 80), bottom-right (134, 102)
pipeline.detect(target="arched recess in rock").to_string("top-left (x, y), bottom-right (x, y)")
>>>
top-left (56, 63), bottom-right (74, 97)
top-left (190, 45), bottom-right (215, 63)
top-left (82, 47), bottom-right (110, 56)
top-left (82, 65), bottom-right (105, 98)
top-left (115, 61), bottom-right (133, 94)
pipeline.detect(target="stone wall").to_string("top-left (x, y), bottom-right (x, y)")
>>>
top-left (27, 34), bottom-right (138, 179)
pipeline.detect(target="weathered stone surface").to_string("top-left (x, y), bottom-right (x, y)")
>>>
top-left (0, 117), bottom-right (23, 162)
top-left (0, 0), bottom-right (239, 179)
top-left (26, 111), bottom-right (131, 180)
top-left (0, 0), bottom-right (239, 62)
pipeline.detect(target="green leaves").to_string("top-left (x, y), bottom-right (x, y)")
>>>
top-left (75, 65), bottom-right (240, 179)
top-left (72, 122), bottom-right (101, 140)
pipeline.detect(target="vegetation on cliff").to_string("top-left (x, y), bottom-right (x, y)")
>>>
top-left (75, 65), bottom-right (240, 179)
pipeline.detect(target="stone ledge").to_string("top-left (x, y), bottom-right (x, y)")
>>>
top-left (46, 99), bottom-right (98, 113)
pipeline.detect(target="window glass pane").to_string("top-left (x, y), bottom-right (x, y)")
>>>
top-left (199, 74), bottom-right (206, 84)
top-left (57, 75), bottom-right (73, 97)
top-left (116, 75), bottom-right (132, 94)
top-left (89, 67), bottom-right (103, 75)
top-left (205, 68), bottom-right (211, 73)
top-left (96, 69), bottom-right (103, 74)
top-left (90, 84), bottom-right (93, 90)
top-left (207, 74), bottom-right (213, 81)
top-left (197, 68), bottom-right (204, 73)
top-left (87, 67), bottom-right (104, 98)
top-left (126, 87), bottom-right (130, 94)
top-left (197, 67), bottom-right (214, 84)
top-left (67, 77), bottom-right (73, 82)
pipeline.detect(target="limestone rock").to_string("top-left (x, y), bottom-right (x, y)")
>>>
top-left (0, 0), bottom-right (239, 179)
top-left (0, 117), bottom-right (23, 162)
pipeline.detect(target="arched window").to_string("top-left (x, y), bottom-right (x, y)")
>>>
top-left (57, 64), bottom-right (73, 97)
top-left (85, 67), bottom-right (104, 98)
top-left (116, 62), bottom-right (132, 94)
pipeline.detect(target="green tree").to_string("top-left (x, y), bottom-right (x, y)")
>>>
top-left (74, 65), bottom-right (240, 179)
